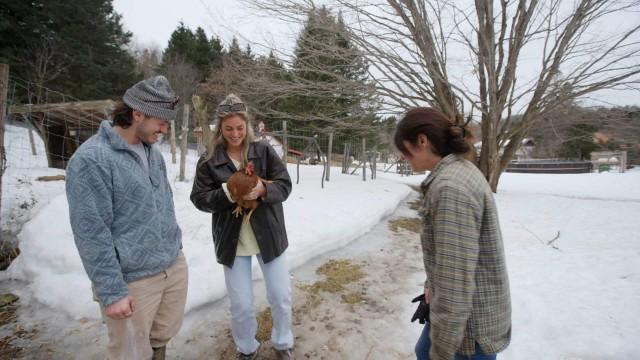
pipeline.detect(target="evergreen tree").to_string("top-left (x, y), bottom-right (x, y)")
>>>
top-left (162, 23), bottom-right (224, 81)
top-left (221, 37), bottom-right (259, 92)
top-left (559, 123), bottom-right (599, 160)
top-left (205, 31), bottom-right (224, 71)
top-left (226, 37), bottom-right (243, 62)
top-left (0, 0), bottom-right (138, 101)
top-left (288, 6), bottom-right (373, 131)
top-left (163, 22), bottom-right (196, 63)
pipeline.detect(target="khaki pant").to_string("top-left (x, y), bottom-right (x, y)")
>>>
top-left (97, 252), bottom-right (188, 360)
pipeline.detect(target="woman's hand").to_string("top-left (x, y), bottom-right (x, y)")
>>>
top-left (243, 180), bottom-right (266, 200)
top-left (424, 287), bottom-right (432, 304)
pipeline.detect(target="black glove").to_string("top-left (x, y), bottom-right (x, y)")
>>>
top-left (411, 293), bottom-right (430, 324)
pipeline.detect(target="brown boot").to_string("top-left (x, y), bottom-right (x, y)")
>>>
top-left (152, 346), bottom-right (166, 360)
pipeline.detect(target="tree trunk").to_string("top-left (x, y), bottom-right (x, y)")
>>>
top-left (326, 132), bottom-right (333, 181)
top-left (29, 128), bottom-right (37, 155)
top-left (170, 119), bottom-right (176, 164)
top-left (487, 163), bottom-right (503, 193)
top-left (282, 120), bottom-right (288, 163)
top-left (192, 95), bottom-right (212, 157)
top-left (0, 64), bottom-right (9, 244)
top-left (179, 106), bottom-right (189, 181)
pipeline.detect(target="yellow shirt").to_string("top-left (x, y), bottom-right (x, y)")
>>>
top-left (230, 158), bottom-right (260, 256)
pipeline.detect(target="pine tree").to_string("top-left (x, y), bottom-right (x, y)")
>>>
top-left (163, 22), bottom-right (196, 63)
top-left (559, 123), bottom-right (599, 160)
top-left (0, 0), bottom-right (138, 101)
top-left (221, 37), bottom-right (259, 93)
top-left (162, 23), bottom-right (224, 81)
top-left (226, 37), bottom-right (243, 63)
top-left (289, 6), bottom-right (374, 131)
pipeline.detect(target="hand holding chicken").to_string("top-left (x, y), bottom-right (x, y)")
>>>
top-left (226, 161), bottom-right (268, 222)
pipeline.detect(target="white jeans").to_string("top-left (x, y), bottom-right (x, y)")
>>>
top-left (223, 253), bottom-right (294, 354)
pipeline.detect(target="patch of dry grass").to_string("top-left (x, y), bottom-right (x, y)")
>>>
top-left (256, 308), bottom-right (273, 342)
top-left (300, 259), bottom-right (365, 296)
top-left (298, 259), bottom-right (367, 308)
top-left (408, 198), bottom-right (423, 211)
top-left (0, 335), bottom-right (22, 359)
top-left (0, 294), bottom-right (19, 327)
top-left (388, 217), bottom-right (422, 233)
top-left (0, 326), bottom-right (38, 359)
top-left (0, 244), bottom-right (20, 271)
top-left (340, 292), bottom-right (365, 305)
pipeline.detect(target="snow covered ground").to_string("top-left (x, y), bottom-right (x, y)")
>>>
top-left (496, 171), bottom-right (640, 359)
top-left (4, 124), bottom-right (414, 321)
top-left (3, 123), bottom-right (640, 358)
top-left (1, 123), bottom-right (65, 236)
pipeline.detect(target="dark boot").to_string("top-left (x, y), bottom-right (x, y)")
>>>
top-left (275, 348), bottom-right (294, 360)
top-left (152, 346), bottom-right (166, 360)
top-left (238, 343), bottom-right (260, 360)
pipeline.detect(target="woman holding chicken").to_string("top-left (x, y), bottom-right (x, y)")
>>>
top-left (190, 94), bottom-right (294, 360)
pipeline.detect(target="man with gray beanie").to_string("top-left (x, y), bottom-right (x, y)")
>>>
top-left (66, 75), bottom-right (188, 360)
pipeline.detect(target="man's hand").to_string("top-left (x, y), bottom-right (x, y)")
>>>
top-left (243, 180), bottom-right (266, 200)
top-left (425, 287), bottom-right (432, 304)
top-left (105, 295), bottom-right (134, 320)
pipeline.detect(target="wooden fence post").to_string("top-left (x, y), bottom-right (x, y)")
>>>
top-left (326, 132), bottom-right (333, 181)
top-left (170, 119), bottom-right (177, 164)
top-left (362, 138), bottom-right (366, 181)
top-left (282, 120), bottom-right (288, 163)
top-left (0, 64), bottom-right (9, 244)
top-left (179, 105), bottom-right (189, 181)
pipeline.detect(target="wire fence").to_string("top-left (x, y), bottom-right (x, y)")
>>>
top-left (1, 74), bottom-right (414, 245)
top-left (260, 120), bottom-right (408, 176)
top-left (2, 76), bottom-right (95, 242)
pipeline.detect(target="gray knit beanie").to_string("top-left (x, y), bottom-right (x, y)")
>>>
top-left (123, 75), bottom-right (179, 120)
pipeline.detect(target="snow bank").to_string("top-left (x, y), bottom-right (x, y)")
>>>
top-left (8, 150), bottom-right (412, 319)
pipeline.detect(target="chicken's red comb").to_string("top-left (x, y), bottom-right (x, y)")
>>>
top-left (244, 161), bottom-right (255, 175)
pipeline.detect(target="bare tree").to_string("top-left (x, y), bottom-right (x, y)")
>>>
top-left (27, 38), bottom-right (66, 103)
top-left (130, 43), bottom-right (162, 78)
top-left (192, 94), bottom-right (213, 155)
top-left (202, 10), bottom-right (381, 135)
top-left (160, 55), bottom-right (200, 130)
top-left (248, 0), bottom-right (640, 191)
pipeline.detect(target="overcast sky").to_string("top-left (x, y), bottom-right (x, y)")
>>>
top-left (113, 0), bottom-right (299, 56)
top-left (113, 0), bottom-right (640, 108)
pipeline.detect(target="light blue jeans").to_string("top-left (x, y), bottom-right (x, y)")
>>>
top-left (223, 253), bottom-right (294, 354)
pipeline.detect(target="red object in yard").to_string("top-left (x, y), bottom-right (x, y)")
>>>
top-left (288, 149), bottom-right (303, 157)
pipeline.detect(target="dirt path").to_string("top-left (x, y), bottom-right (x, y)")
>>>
top-left (0, 192), bottom-right (426, 360)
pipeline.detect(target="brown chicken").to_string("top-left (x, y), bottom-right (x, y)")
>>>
top-left (227, 161), bottom-right (262, 223)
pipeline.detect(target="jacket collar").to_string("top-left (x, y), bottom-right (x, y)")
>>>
top-left (98, 120), bottom-right (160, 185)
top-left (98, 120), bottom-right (132, 151)
top-left (420, 153), bottom-right (460, 193)
top-left (212, 141), bottom-right (260, 167)
top-left (98, 120), bottom-right (153, 154)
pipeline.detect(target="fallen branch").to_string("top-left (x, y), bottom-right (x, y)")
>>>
top-left (36, 175), bottom-right (65, 182)
top-left (547, 231), bottom-right (561, 246)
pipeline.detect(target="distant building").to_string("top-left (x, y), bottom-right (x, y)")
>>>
top-left (473, 138), bottom-right (536, 160)
top-left (591, 151), bottom-right (628, 173)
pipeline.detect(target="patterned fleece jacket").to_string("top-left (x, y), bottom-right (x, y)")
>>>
top-left (65, 121), bottom-right (182, 306)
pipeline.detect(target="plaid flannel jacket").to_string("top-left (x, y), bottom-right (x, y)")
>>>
top-left (420, 154), bottom-right (511, 360)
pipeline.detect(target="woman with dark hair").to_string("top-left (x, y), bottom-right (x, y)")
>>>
top-left (190, 94), bottom-right (295, 360)
top-left (395, 108), bottom-right (511, 360)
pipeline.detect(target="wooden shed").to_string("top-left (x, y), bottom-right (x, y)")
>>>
top-left (9, 100), bottom-right (114, 169)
